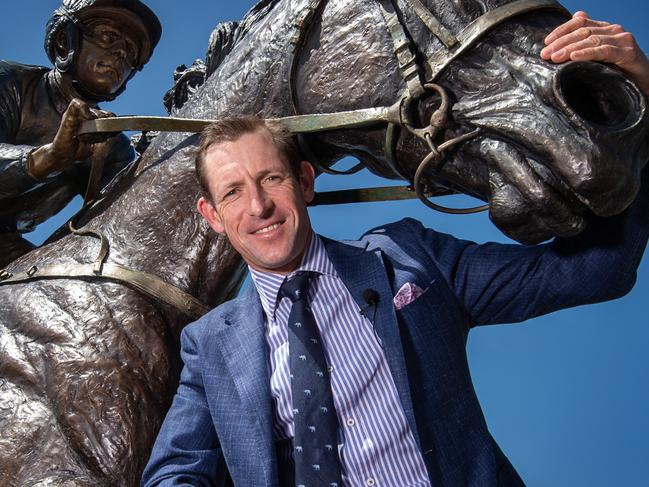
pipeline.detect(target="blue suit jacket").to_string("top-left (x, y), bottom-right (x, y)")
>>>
top-left (143, 179), bottom-right (648, 486)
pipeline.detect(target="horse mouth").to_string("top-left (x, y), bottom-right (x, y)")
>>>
top-left (482, 137), bottom-right (591, 243)
top-left (522, 141), bottom-right (639, 219)
top-left (525, 157), bottom-right (590, 211)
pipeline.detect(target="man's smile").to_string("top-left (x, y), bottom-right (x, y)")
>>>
top-left (252, 221), bottom-right (283, 235)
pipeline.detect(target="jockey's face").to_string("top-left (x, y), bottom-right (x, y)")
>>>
top-left (73, 17), bottom-right (142, 97)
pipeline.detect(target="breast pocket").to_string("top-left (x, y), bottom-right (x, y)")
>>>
top-left (395, 279), bottom-right (470, 395)
top-left (393, 280), bottom-right (434, 311)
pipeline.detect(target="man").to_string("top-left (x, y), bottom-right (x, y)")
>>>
top-left (0, 0), bottom-right (161, 267)
top-left (143, 13), bottom-right (649, 487)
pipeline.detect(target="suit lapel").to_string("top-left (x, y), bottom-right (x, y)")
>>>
top-left (209, 285), bottom-right (278, 486)
top-left (322, 237), bottom-right (422, 449)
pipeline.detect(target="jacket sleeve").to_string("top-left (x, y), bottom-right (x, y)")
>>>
top-left (141, 324), bottom-right (228, 487)
top-left (381, 168), bottom-right (649, 329)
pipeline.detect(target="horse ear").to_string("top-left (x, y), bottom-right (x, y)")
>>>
top-left (197, 196), bottom-right (225, 234)
top-left (299, 161), bottom-right (315, 204)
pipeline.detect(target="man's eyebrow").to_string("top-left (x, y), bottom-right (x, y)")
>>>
top-left (257, 165), bottom-right (289, 178)
top-left (256, 169), bottom-right (275, 179)
top-left (214, 177), bottom-right (242, 194)
top-left (243, 169), bottom-right (273, 183)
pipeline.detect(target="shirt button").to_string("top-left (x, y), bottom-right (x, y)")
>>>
top-left (346, 418), bottom-right (355, 427)
top-left (328, 365), bottom-right (334, 372)
top-left (366, 478), bottom-right (375, 486)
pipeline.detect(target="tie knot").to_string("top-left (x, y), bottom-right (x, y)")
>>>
top-left (280, 272), bottom-right (310, 303)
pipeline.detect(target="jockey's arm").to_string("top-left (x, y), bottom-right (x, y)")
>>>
top-left (27, 99), bottom-right (114, 180)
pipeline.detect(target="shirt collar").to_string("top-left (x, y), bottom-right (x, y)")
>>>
top-left (249, 233), bottom-right (336, 323)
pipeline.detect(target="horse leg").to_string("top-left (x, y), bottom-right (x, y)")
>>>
top-left (0, 284), bottom-right (176, 486)
top-left (0, 381), bottom-right (98, 485)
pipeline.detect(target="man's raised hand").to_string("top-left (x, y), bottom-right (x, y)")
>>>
top-left (541, 11), bottom-right (649, 95)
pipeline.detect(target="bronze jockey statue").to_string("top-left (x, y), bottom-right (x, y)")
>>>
top-left (0, 0), bottom-right (161, 268)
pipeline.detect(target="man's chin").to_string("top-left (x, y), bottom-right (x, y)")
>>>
top-left (247, 253), bottom-right (303, 275)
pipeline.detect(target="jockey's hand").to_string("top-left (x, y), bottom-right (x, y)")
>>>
top-left (541, 11), bottom-right (649, 96)
top-left (27, 98), bottom-right (113, 180)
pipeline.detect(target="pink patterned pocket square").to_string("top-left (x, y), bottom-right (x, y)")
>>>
top-left (393, 282), bottom-right (425, 310)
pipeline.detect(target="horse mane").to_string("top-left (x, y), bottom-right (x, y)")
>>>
top-left (205, 0), bottom-right (280, 77)
top-left (237, 0), bottom-right (281, 36)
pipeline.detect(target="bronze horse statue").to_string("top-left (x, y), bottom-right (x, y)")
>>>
top-left (0, 0), bottom-right (647, 484)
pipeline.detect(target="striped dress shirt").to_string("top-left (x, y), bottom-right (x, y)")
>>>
top-left (249, 234), bottom-right (430, 487)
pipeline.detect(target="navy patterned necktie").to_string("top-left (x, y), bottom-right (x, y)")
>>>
top-left (280, 272), bottom-right (343, 487)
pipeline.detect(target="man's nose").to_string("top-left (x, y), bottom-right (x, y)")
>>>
top-left (248, 186), bottom-right (273, 217)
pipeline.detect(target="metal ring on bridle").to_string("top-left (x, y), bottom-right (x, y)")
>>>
top-left (397, 83), bottom-right (489, 214)
top-left (413, 129), bottom-right (489, 214)
top-left (400, 83), bottom-right (450, 142)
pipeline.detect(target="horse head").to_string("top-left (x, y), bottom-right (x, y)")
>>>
top-left (289, 0), bottom-right (649, 243)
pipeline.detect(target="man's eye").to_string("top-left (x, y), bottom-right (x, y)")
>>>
top-left (265, 175), bottom-right (280, 183)
top-left (223, 188), bottom-right (238, 199)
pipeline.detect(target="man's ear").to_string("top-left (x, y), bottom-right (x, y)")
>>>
top-left (197, 196), bottom-right (225, 234)
top-left (299, 161), bottom-right (316, 204)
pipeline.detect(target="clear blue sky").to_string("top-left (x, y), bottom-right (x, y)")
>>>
top-left (2, 1), bottom-right (648, 485)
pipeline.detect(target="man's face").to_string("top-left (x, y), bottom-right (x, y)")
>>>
top-left (197, 129), bottom-right (316, 274)
top-left (73, 17), bottom-right (141, 96)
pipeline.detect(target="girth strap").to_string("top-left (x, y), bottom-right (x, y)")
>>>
top-left (0, 262), bottom-right (210, 320)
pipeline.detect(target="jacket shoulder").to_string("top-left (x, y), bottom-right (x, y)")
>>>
top-left (357, 217), bottom-right (472, 258)
top-left (360, 217), bottom-right (425, 241)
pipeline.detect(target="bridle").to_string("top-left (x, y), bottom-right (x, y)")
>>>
top-left (0, 0), bottom-right (570, 318)
top-left (288, 0), bottom-right (569, 213)
top-left (0, 217), bottom-right (210, 319)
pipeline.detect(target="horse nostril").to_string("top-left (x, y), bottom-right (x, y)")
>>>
top-left (553, 61), bottom-right (645, 132)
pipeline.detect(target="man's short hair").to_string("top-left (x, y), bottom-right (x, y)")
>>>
top-left (195, 116), bottom-right (303, 202)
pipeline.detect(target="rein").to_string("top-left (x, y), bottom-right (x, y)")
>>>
top-left (1, 0), bottom-right (570, 320)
